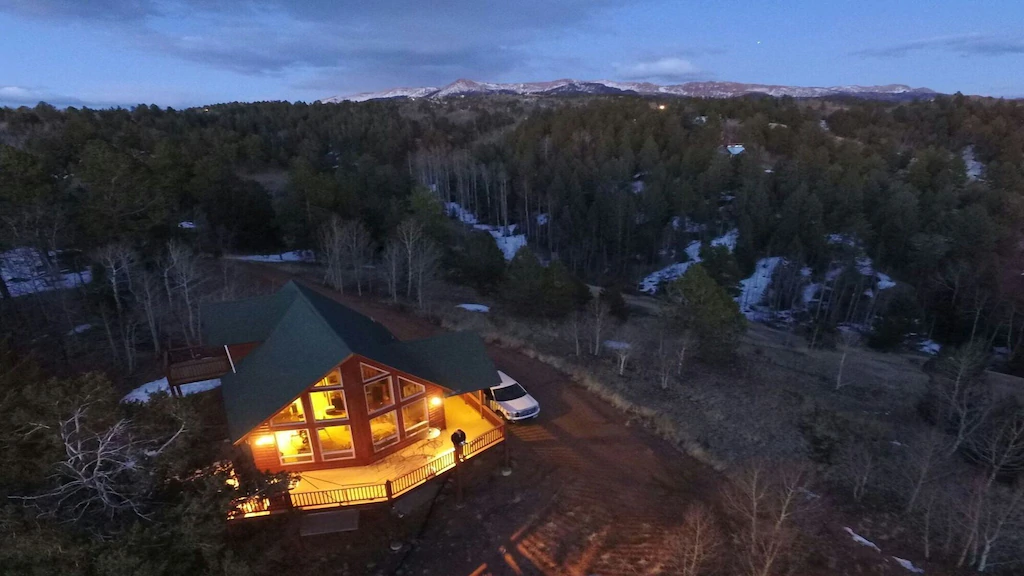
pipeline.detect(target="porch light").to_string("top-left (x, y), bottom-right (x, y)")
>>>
top-left (430, 396), bottom-right (442, 407)
top-left (253, 434), bottom-right (275, 447)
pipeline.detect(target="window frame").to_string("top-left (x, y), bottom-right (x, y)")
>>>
top-left (401, 398), bottom-right (430, 435)
top-left (363, 375), bottom-right (395, 415)
top-left (315, 424), bottom-right (356, 461)
top-left (309, 388), bottom-right (349, 422)
top-left (368, 410), bottom-right (401, 452)
top-left (268, 398), bottom-right (308, 427)
top-left (398, 376), bottom-right (426, 400)
top-left (274, 428), bottom-right (314, 465)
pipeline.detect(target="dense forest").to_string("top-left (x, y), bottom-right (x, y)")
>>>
top-left (3, 93), bottom-right (1024, 574)
top-left (3, 94), bottom-right (1023, 361)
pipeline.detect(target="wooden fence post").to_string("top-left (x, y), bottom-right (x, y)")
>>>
top-left (454, 444), bottom-right (464, 505)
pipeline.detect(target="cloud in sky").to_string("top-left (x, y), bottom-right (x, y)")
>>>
top-left (854, 33), bottom-right (1024, 58)
top-left (0, 85), bottom-right (86, 107)
top-left (615, 56), bottom-right (702, 83)
top-left (2, 0), bottom-right (648, 87)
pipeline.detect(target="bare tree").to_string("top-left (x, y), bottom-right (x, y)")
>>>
top-left (318, 216), bottom-right (346, 293)
top-left (397, 219), bottom-right (425, 299)
top-left (92, 243), bottom-right (135, 315)
top-left (835, 329), bottom-right (860, 390)
top-left (657, 335), bottom-right (676, 390)
top-left (163, 241), bottom-right (203, 345)
top-left (12, 403), bottom-right (185, 520)
top-left (134, 270), bottom-right (164, 355)
top-left (834, 441), bottom-right (877, 502)
top-left (933, 343), bottom-right (991, 455)
top-left (569, 309), bottom-right (583, 357)
top-left (588, 295), bottom-right (608, 356)
top-left (965, 406), bottom-right (1024, 488)
top-left (341, 220), bottom-right (373, 296)
top-left (669, 504), bottom-right (722, 576)
top-left (975, 481), bottom-right (1024, 572)
top-left (607, 338), bottom-right (632, 376)
top-left (380, 240), bottom-right (403, 303)
top-left (676, 329), bottom-right (696, 376)
top-left (902, 427), bottom-right (950, 514)
top-left (724, 462), bottom-right (815, 576)
top-left (412, 239), bottom-right (441, 309)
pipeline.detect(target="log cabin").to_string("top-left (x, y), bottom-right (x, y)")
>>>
top-left (166, 281), bottom-right (506, 516)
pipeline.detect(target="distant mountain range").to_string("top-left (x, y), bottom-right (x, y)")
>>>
top-left (321, 78), bottom-right (937, 103)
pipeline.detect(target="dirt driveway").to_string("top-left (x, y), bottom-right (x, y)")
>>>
top-left (245, 269), bottom-right (716, 575)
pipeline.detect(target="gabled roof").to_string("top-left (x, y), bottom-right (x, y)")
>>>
top-left (202, 281), bottom-right (500, 442)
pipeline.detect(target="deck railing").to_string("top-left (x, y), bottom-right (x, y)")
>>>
top-left (164, 346), bottom-right (231, 388)
top-left (391, 449), bottom-right (456, 497)
top-left (232, 424), bottom-right (506, 518)
top-left (463, 426), bottom-right (505, 459)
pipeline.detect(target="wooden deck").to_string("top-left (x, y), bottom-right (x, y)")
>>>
top-left (232, 396), bottom-right (506, 518)
top-left (165, 346), bottom-right (231, 391)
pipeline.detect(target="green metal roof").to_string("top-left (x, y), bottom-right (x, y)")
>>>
top-left (203, 281), bottom-right (500, 442)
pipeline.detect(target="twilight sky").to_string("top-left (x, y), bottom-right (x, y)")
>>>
top-left (1, 0), bottom-right (1022, 108)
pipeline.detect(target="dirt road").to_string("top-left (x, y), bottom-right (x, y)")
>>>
top-left (246, 268), bottom-right (716, 575)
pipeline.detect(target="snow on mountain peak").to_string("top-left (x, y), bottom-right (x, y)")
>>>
top-left (320, 79), bottom-right (936, 103)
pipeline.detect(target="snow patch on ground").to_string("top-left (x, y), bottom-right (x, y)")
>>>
top-left (447, 202), bottom-right (526, 261)
top-left (178, 221), bottom-right (196, 229)
top-left (684, 240), bottom-right (702, 261)
top-left (827, 233), bottom-right (858, 247)
top-left (844, 527), bottom-right (881, 552)
top-left (639, 231), bottom-right (737, 294)
top-left (738, 257), bottom-right (782, 320)
top-left (892, 557), bottom-right (924, 573)
top-left (963, 146), bottom-right (983, 181)
top-left (802, 283), bottom-right (820, 305)
top-left (536, 213), bottom-right (549, 226)
top-left (456, 304), bottom-right (490, 313)
top-left (639, 262), bottom-right (694, 294)
top-left (602, 340), bottom-right (632, 350)
top-left (490, 232), bottom-right (527, 261)
top-left (445, 202), bottom-right (478, 225)
top-left (122, 377), bottom-right (221, 403)
top-left (1, 247), bottom-right (92, 298)
top-left (67, 324), bottom-right (92, 335)
top-left (726, 144), bottom-right (745, 155)
top-left (710, 228), bottom-right (738, 251)
top-left (876, 272), bottom-right (896, 290)
top-left (918, 340), bottom-right (941, 355)
top-left (224, 250), bottom-right (315, 263)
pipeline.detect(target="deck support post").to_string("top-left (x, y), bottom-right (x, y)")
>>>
top-left (501, 427), bottom-right (512, 476)
top-left (385, 480), bottom-right (393, 503)
top-left (454, 444), bottom-right (464, 506)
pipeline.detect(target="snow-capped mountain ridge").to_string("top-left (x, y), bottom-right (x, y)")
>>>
top-left (322, 78), bottom-right (936, 103)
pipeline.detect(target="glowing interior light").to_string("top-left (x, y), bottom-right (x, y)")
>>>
top-left (254, 435), bottom-right (275, 447)
top-left (430, 396), bottom-right (443, 407)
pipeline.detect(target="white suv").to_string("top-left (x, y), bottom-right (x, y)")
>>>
top-left (484, 371), bottom-right (540, 422)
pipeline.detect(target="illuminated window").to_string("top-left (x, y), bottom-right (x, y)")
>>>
top-left (309, 389), bottom-right (348, 421)
top-left (401, 399), bottom-right (429, 434)
top-left (316, 425), bottom-right (354, 460)
top-left (270, 398), bottom-right (306, 426)
top-left (398, 376), bottom-right (425, 400)
top-left (274, 429), bottom-right (313, 464)
top-left (364, 377), bottom-right (394, 413)
top-left (360, 363), bottom-right (388, 382)
top-left (369, 411), bottom-right (399, 450)
top-left (313, 369), bottom-right (342, 388)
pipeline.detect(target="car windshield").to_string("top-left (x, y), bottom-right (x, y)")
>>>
top-left (492, 383), bottom-right (528, 402)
